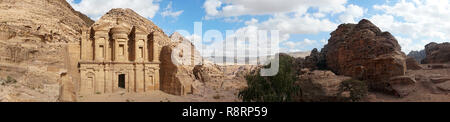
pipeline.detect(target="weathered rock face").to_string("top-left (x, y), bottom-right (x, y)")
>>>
top-left (407, 50), bottom-right (426, 63)
top-left (387, 76), bottom-right (416, 97)
top-left (0, 0), bottom-right (93, 43)
top-left (422, 42), bottom-right (450, 64)
top-left (303, 48), bottom-right (321, 70)
top-left (58, 73), bottom-right (76, 102)
top-left (160, 46), bottom-right (195, 95)
top-left (159, 32), bottom-right (223, 95)
top-left (296, 69), bottom-right (351, 102)
top-left (319, 19), bottom-right (407, 90)
top-left (416, 74), bottom-right (450, 94)
top-left (406, 57), bottom-right (423, 70)
top-left (0, 0), bottom-right (93, 102)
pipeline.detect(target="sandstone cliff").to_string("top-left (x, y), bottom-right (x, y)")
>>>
top-left (0, 0), bottom-right (93, 101)
top-left (0, 0), bottom-right (93, 42)
top-left (421, 42), bottom-right (450, 64)
top-left (314, 19), bottom-right (408, 94)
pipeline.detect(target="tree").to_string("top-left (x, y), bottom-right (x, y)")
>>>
top-left (338, 79), bottom-right (368, 102)
top-left (239, 54), bottom-right (301, 102)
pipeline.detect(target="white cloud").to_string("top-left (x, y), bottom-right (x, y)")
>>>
top-left (244, 18), bottom-right (259, 25)
top-left (258, 14), bottom-right (337, 35)
top-left (283, 38), bottom-right (317, 49)
top-left (369, 0), bottom-right (450, 52)
top-left (339, 4), bottom-right (365, 23)
top-left (161, 1), bottom-right (184, 18)
top-left (203, 0), bottom-right (222, 16)
top-left (202, 0), bottom-right (370, 52)
top-left (204, 0), bottom-right (347, 17)
top-left (68, 0), bottom-right (161, 20)
top-left (372, 0), bottom-right (450, 40)
top-left (223, 17), bottom-right (243, 23)
top-left (396, 36), bottom-right (428, 54)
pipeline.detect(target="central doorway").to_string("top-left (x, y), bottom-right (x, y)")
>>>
top-left (118, 74), bottom-right (125, 89)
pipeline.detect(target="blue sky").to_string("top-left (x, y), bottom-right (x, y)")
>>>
top-left (69, 0), bottom-right (450, 55)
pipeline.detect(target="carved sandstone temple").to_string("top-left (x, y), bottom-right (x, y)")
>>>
top-left (78, 19), bottom-right (161, 95)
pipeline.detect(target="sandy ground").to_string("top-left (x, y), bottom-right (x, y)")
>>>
top-left (78, 89), bottom-right (241, 102)
top-left (368, 66), bottom-right (450, 102)
top-left (80, 65), bottom-right (450, 102)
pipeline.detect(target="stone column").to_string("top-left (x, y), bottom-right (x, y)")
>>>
top-left (144, 38), bottom-right (149, 62)
top-left (104, 65), bottom-right (112, 93)
top-left (152, 32), bottom-right (160, 63)
top-left (80, 27), bottom-right (89, 61)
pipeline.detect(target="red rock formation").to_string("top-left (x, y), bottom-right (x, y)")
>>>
top-left (406, 57), bottom-right (423, 70)
top-left (422, 42), bottom-right (450, 64)
top-left (320, 19), bottom-right (407, 91)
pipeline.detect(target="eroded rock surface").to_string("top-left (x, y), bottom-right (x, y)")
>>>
top-left (422, 42), bottom-right (450, 64)
top-left (319, 19), bottom-right (407, 90)
top-left (387, 76), bottom-right (417, 97)
top-left (296, 69), bottom-right (352, 102)
top-left (0, 0), bottom-right (92, 102)
top-left (406, 57), bottom-right (423, 70)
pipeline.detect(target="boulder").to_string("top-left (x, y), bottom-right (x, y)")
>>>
top-left (421, 42), bottom-right (450, 64)
top-left (159, 32), bottom-right (223, 95)
top-left (319, 19), bottom-right (407, 90)
top-left (436, 81), bottom-right (450, 91)
top-left (193, 64), bottom-right (223, 83)
top-left (58, 73), bottom-right (76, 102)
top-left (296, 70), bottom-right (352, 101)
top-left (430, 76), bottom-right (450, 84)
top-left (406, 57), bottom-right (423, 70)
top-left (303, 48), bottom-right (321, 69)
top-left (387, 76), bottom-right (417, 97)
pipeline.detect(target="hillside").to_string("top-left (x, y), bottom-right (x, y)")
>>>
top-left (0, 0), bottom-right (93, 102)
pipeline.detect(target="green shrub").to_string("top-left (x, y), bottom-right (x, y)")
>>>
top-left (1, 76), bottom-right (17, 85)
top-left (238, 54), bottom-right (301, 102)
top-left (338, 79), bottom-right (368, 102)
top-left (6, 76), bottom-right (17, 84)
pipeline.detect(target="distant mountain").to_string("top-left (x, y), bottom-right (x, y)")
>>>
top-left (287, 51), bottom-right (311, 58)
top-left (407, 50), bottom-right (426, 63)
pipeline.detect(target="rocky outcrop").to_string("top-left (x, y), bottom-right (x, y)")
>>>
top-left (407, 50), bottom-right (426, 63)
top-left (416, 74), bottom-right (450, 94)
top-left (58, 73), bottom-right (76, 102)
top-left (406, 57), bottom-right (423, 70)
top-left (318, 19), bottom-right (407, 91)
top-left (0, 0), bottom-right (94, 43)
top-left (387, 76), bottom-right (416, 97)
top-left (160, 46), bottom-right (196, 95)
top-left (193, 64), bottom-right (223, 83)
top-left (303, 48), bottom-right (321, 70)
top-left (421, 42), bottom-right (450, 64)
top-left (296, 69), bottom-right (351, 102)
top-left (0, 0), bottom-right (92, 102)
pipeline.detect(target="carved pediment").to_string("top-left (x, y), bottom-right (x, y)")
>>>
top-left (134, 26), bottom-right (149, 35)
